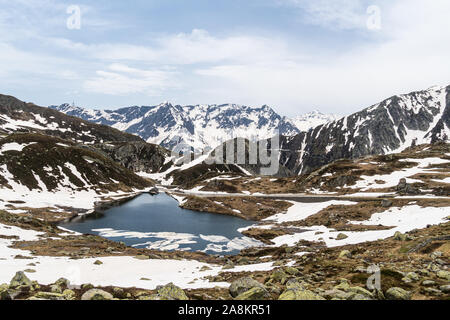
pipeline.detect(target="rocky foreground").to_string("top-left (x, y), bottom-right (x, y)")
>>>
top-left (1, 218), bottom-right (448, 300)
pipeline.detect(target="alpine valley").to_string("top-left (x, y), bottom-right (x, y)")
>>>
top-left (0, 85), bottom-right (449, 301)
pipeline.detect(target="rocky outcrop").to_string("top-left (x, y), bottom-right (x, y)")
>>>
top-left (92, 141), bottom-right (171, 173)
top-left (0, 134), bottom-right (153, 192)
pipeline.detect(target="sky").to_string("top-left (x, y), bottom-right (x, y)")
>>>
top-left (0, 0), bottom-right (449, 117)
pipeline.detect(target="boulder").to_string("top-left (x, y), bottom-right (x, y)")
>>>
top-left (348, 286), bottom-right (373, 299)
top-left (336, 233), bottom-right (348, 240)
top-left (397, 178), bottom-right (420, 195)
top-left (153, 283), bottom-right (188, 300)
top-left (269, 270), bottom-right (289, 284)
top-left (54, 278), bottom-right (70, 288)
top-left (0, 284), bottom-right (12, 300)
top-left (385, 287), bottom-right (411, 300)
top-left (33, 292), bottom-right (66, 300)
top-left (279, 287), bottom-right (325, 300)
top-left (381, 199), bottom-right (393, 208)
top-left (230, 277), bottom-right (265, 298)
top-left (404, 272), bottom-right (420, 282)
top-left (284, 267), bottom-right (300, 276)
top-left (338, 250), bottom-right (352, 259)
top-left (394, 231), bottom-right (412, 241)
top-left (81, 289), bottom-right (113, 300)
top-left (436, 270), bottom-right (450, 281)
top-left (9, 271), bottom-right (32, 289)
top-left (62, 289), bottom-right (76, 300)
top-left (235, 287), bottom-right (269, 300)
top-left (112, 287), bottom-right (126, 299)
top-left (439, 285), bottom-right (450, 293)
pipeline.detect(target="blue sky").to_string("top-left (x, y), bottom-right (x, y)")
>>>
top-left (1, 0), bottom-right (449, 116)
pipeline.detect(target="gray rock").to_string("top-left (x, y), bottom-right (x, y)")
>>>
top-left (9, 271), bottom-right (32, 289)
top-left (439, 285), bottom-right (450, 293)
top-left (81, 289), bottom-right (113, 300)
top-left (385, 287), bottom-right (411, 300)
top-left (230, 277), bottom-right (265, 298)
top-left (235, 287), bottom-right (270, 300)
top-left (152, 283), bottom-right (188, 300)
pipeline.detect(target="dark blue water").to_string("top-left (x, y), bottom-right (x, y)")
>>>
top-left (60, 193), bottom-right (259, 255)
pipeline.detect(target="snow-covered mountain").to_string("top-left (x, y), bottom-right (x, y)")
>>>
top-left (291, 111), bottom-right (341, 132)
top-left (279, 85), bottom-right (450, 174)
top-left (49, 103), bottom-right (337, 151)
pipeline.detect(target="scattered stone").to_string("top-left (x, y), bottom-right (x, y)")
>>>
top-left (430, 251), bottom-right (443, 259)
top-left (235, 287), bottom-right (269, 300)
top-left (279, 286), bottom-right (325, 300)
top-left (269, 270), bottom-right (289, 284)
top-left (200, 265), bottom-right (212, 272)
top-left (33, 292), bottom-right (66, 300)
top-left (284, 267), bottom-right (300, 276)
top-left (336, 233), bottom-right (348, 240)
top-left (0, 284), bottom-right (12, 300)
top-left (403, 272), bottom-right (420, 282)
top-left (152, 283), bottom-right (188, 300)
top-left (348, 286), bottom-right (373, 299)
top-left (436, 270), bottom-right (450, 281)
top-left (9, 271), bottom-right (32, 289)
top-left (81, 289), bottom-right (113, 300)
top-left (230, 277), bottom-right (265, 298)
top-left (422, 280), bottom-right (436, 287)
top-left (112, 287), bottom-right (126, 299)
top-left (133, 255), bottom-right (150, 260)
top-left (381, 199), bottom-right (393, 208)
top-left (385, 287), bottom-right (411, 300)
top-left (94, 260), bottom-right (103, 265)
top-left (397, 178), bottom-right (420, 195)
top-left (394, 231), bottom-right (411, 241)
top-left (439, 285), bottom-right (450, 293)
top-left (81, 283), bottom-right (94, 290)
top-left (50, 284), bottom-right (63, 294)
top-left (62, 289), bottom-right (76, 300)
top-left (338, 250), bottom-right (352, 259)
top-left (423, 288), bottom-right (442, 296)
top-left (24, 269), bottom-right (36, 273)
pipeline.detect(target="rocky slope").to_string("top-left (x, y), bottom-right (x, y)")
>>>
top-left (0, 133), bottom-right (153, 216)
top-left (0, 133), bottom-right (152, 190)
top-left (0, 94), bottom-right (174, 175)
top-left (279, 85), bottom-right (450, 174)
top-left (50, 103), bottom-right (333, 151)
top-left (0, 94), bottom-right (142, 144)
top-left (90, 141), bottom-right (172, 174)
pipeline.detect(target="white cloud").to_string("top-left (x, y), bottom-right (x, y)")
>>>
top-left (0, 0), bottom-right (449, 116)
top-left (276, 0), bottom-right (369, 30)
top-left (83, 64), bottom-right (179, 96)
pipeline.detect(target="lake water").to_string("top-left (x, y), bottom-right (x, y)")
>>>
top-left (60, 193), bottom-right (261, 255)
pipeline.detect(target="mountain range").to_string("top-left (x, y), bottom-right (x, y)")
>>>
top-left (49, 103), bottom-right (338, 152)
top-left (278, 85), bottom-right (450, 174)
